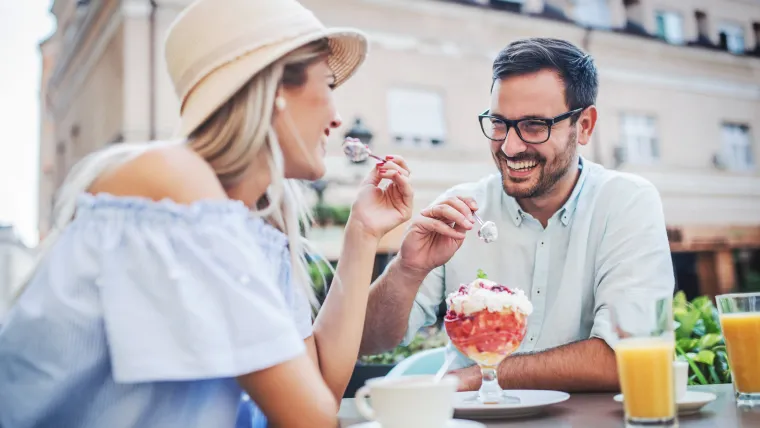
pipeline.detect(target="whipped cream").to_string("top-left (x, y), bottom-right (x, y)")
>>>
top-left (342, 138), bottom-right (369, 162)
top-left (447, 278), bottom-right (533, 316)
top-left (478, 221), bottom-right (498, 243)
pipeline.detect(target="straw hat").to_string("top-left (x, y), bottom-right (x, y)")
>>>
top-left (165, 0), bottom-right (369, 137)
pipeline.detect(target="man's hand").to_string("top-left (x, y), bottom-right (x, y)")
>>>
top-left (396, 196), bottom-right (478, 275)
top-left (448, 365), bottom-right (482, 392)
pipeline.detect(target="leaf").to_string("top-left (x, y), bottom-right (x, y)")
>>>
top-left (703, 308), bottom-right (722, 334)
top-left (708, 365), bottom-right (721, 384)
top-left (674, 307), bottom-right (700, 339)
top-left (694, 350), bottom-right (716, 366)
top-left (715, 350), bottom-right (731, 382)
top-left (691, 296), bottom-right (713, 312)
top-left (677, 345), bottom-right (709, 385)
top-left (697, 333), bottom-right (722, 350)
top-left (677, 338), bottom-right (699, 352)
top-left (673, 291), bottom-right (688, 309)
top-left (692, 319), bottom-right (707, 337)
top-left (476, 269), bottom-right (488, 279)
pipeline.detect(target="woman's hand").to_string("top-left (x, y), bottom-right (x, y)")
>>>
top-left (348, 155), bottom-right (413, 241)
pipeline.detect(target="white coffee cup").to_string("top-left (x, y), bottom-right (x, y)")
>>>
top-left (673, 360), bottom-right (688, 402)
top-left (355, 375), bottom-right (459, 428)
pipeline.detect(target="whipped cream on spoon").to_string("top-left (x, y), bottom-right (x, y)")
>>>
top-left (342, 137), bottom-right (384, 163)
top-left (473, 212), bottom-right (498, 243)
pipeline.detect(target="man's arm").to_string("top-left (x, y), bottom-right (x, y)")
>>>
top-left (453, 338), bottom-right (619, 392)
top-left (359, 258), bottom-right (432, 355)
top-left (360, 191), bottom-right (478, 356)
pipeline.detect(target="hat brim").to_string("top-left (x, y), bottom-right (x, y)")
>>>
top-left (176, 28), bottom-right (368, 138)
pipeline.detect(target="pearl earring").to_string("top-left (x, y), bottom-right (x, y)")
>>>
top-left (275, 97), bottom-right (287, 111)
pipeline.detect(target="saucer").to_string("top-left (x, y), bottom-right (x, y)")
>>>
top-left (453, 390), bottom-right (570, 420)
top-left (349, 419), bottom-right (485, 428)
top-left (613, 391), bottom-right (717, 415)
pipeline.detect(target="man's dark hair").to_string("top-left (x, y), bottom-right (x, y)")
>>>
top-left (492, 38), bottom-right (598, 112)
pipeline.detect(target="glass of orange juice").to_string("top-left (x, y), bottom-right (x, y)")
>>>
top-left (611, 292), bottom-right (676, 427)
top-left (716, 292), bottom-right (760, 408)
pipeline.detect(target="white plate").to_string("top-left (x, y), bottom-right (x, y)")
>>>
top-left (453, 390), bottom-right (571, 420)
top-left (349, 419), bottom-right (485, 428)
top-left (613, 391), bottom-right (717, 415)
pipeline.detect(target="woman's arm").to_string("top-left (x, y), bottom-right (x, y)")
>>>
top-left (306, 157), bottom-right (414, 401)
top-left (306, 223), bottom-right (382, 400)
top-left (238, 354), bottom-right (338, 428)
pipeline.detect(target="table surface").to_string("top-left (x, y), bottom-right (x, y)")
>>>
top-left (339, 384), bottom-right (760, 427)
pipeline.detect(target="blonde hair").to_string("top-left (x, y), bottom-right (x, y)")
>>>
top-left (10, 40), bottom-right (333, 310)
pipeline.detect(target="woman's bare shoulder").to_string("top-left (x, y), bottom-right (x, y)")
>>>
top-left (89, 144), bottom-right (227, 203)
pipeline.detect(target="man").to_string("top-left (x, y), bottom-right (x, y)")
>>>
top-left (360, 38), bottom-right (674, 392)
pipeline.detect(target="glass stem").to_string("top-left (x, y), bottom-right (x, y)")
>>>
top-left (478, 365), bottom-right (503, 404)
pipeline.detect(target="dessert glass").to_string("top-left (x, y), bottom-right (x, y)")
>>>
top-left (444, 277), bottom-right (530, 404)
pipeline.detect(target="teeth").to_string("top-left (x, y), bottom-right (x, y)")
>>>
top-left (507, 160), bottom-right (537, 170)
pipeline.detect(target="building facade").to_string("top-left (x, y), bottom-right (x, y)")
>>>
top-left (39, 0), bottom-right (760, 297)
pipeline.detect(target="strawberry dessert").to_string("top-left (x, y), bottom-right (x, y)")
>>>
top-left (444, 273), bottom-right (533, 367)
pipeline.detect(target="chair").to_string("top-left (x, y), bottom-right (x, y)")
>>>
top-left (385, 347), bottom-right (446, 379)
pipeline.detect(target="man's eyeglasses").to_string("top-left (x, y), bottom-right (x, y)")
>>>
top-left (478, 108), bottom-right (584, 144)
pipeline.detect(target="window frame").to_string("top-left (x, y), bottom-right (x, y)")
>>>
top-left (620, 113), bottom-right (660, 166)
top-left (386, 86), bottom-right (448, 149)
top-left (720, 123), bottom-right (755, 172)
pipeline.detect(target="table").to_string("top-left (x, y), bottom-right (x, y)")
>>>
top-left (339, 384), bottom-right (760, 427)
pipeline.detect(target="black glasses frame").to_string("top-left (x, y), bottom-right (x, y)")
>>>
top-left (478, 107), bottom-right (585, 144)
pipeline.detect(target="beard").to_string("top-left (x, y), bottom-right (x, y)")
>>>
top-left (496, 128), bottom-right (577, 199)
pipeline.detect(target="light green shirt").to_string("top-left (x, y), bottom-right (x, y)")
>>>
top-left (403, 157), bottom-right (675, 370)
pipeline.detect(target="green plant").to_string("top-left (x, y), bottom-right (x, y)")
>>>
top-left (308, 259), bottom-right (333, 295)
top-left (332, 206), bottom-right (351, 225)
top-left (311, 204), bottom-right (352, 226)
top-left (312, 204), bottom-right (335, 226)
top-left (673, 291), bottom-right (731, 385)
top-left (359, 326), bottom-right (449, 365)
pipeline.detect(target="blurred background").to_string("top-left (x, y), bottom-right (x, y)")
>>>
top-left (1, 0), bottom-right (759, 314)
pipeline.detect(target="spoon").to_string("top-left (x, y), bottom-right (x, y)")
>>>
top-left (342, 137), bottom-right (384, 163)
top-left (434, 352), bottom-right (457, 382)
top-left (473, 212), bottom-right (498, 244)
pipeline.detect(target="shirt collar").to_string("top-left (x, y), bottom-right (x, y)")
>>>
top-left (502, 156), bottom-right (589, 227)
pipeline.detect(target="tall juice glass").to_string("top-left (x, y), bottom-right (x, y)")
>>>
top-left (716, 292), bottom-right (760, 407)
top-left (611, 292), bottom-right (676, 427)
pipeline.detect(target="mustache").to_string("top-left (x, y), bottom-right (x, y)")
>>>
top-left (496, 152), bottom-right (545, 163)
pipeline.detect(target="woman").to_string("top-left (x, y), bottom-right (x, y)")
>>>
top-left (0, 1), bottom-right (412, 427)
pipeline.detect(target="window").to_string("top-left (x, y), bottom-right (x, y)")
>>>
top-left (721, 124), bottom-right (754, 171)
top-left (719, 23), bottom-right (745, 54)
top-left (387, 88), bottom-right (446, 148)
top-left (573, 0), bottom-right (612, 29)
top-left (621, 114), bottom-right (659, 164)
top-left (655, 11), bottom-right (684, 44)
top-left (694, 11), bottom-right (708, 40)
